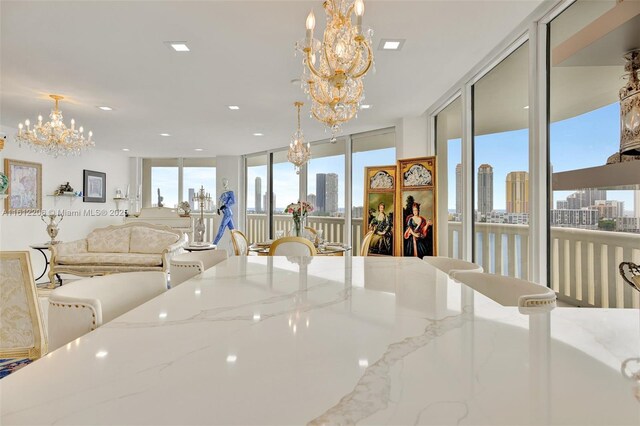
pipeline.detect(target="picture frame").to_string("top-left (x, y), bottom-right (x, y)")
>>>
top-left (363, 166), bottom-right (396, 256)
top-left (83, 169), bottom-right (106, 203)
top-left (396, 157), bottom-right (437, 258)
top-left (4, 158), bottom-right (42, 212)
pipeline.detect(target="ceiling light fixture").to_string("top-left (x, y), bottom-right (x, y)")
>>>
top-left (159, 133), bottom-right (171, 137)
top-left (97, 106), bottom-right (113, 111)
top-left (253, 132), bottom-right (264, 136)
top-left (523, 105), bottom-right (530, 109)
top-left (360, 104), bottom-right (371, 109)
top-left (379, 39), bottom-right (405, 51)
top-left (296, 0), bottom-right (374, 141)
top-left (228, 105), bottom-right (240, 110)
top-left (194, 148), bottom-right (204, 152)
top-left (122, 148), bottom-right (130, 152)
top-left (287, 101), bottom-right (311, 174)
top-left (16, 94), bottom-right (95, 157)
top-left (168, 42), bottom-right (190, 52)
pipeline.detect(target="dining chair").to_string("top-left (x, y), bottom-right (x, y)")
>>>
top-left (170, 249), bottom-right (228, 287)
top-left (0, 252), bottom-right (47, 373)
top-left (360, 231), bottom-right (374, 256)
top-left (451, 271), bottom-right (556, 309)
top-left (230, 230), bottom-right (249, 256)
top-left (619, 262), bottom-right (640, 292)
top-left (268, 237), bottom-right (317, 256)
top-left (423, 256), bottom-right (483, 276)
top-left (48, 271), bottom-right (167, 350)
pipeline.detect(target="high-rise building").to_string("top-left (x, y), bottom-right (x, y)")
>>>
top-left (188, 188), bottom-right (195, 210)
top-left (506, 171), bottom-right (529, 214)
top-left (455, 163), bottom-right (462, 215)
top-left (592, 200), bottom-right (624, 219)
top-left (307, 194), bottom-right (317, 210)
top-left (477, 164), bottom-right (493, 218)
top-left (556, 200), bottom-right (568, 210)
top-left (255, 177), bottom-right (262, 213)
top-left (566, 189), bottom-right (607, 210)
top-left (263, 193), bottom-right (275, 213)
top-left (316, 174), bottom-right (327, 212)
top-left (315, 173), bottom-right (339, 214)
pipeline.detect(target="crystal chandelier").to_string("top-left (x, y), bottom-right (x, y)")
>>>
top-left (16, 95), bottom-right (95, 157)
top-left (287, 102), bottom-right (311, 174)
top-left (296, 0), bottom-right (373, 141)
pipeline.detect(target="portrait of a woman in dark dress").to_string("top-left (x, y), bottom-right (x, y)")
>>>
top-left (403, 202), bottom-right (433, 258)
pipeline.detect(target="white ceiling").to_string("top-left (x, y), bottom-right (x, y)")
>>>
top-left (0, 0), bottom-right (544, 157)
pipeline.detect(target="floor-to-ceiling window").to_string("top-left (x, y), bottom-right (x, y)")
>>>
top-left (143, 158), bottom-right (179, 208)
top-left (307, 139), bottom-right (346, 244)
top-left (473, 42), bottom-right (530, 278)
top-left (435, 97), bottom-right (462, 259)
top-left (246, 153), bottom-right (268, 243)
top-left (351, 129), bottom-right (396, 253)
top-left (549, 0), bottom-right (640, 308)
top-left (272, 150), bottom-right (300, 236)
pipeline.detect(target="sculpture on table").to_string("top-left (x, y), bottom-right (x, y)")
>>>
top-left (157, 188), bottom-right (164, 207)
top-left (192, 186), bottom-right (211, 244)
top-left (41, 213), bottom-right (64, 245)
top-left (213, 178), bottom-right (235, 245)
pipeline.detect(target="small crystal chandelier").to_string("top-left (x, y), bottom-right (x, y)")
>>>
top-left (296, 0), bottom-right (373, 141)
top-left (287, 102), bottom-right (311, 174)
top-left (16, 94), bottom-right (95, 158)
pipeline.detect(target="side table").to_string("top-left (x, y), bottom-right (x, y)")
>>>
top-left (29, 244), bottom-right (62, 287)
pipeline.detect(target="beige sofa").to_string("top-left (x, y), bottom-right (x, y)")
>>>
top-left (49, 222), bottom-right (187, 284)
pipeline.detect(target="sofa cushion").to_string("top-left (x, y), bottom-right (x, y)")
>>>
top-left (56, 253), bottom-right (162, 267)
top-left (87, 228), bottom-right (131, 253)
top-left (130, 227), bottom-right (180, 254)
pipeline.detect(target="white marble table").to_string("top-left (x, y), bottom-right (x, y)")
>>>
top-left (2, 257), bottom-right (639, 425)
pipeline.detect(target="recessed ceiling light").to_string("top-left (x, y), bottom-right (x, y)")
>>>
top-left (226, 354), bottom-right (237, 363)
top-left (228, 105), bottom-right (240, 110)
top-left (379, 39), bottom-right (405, 51)
top-left (360, 104), bottom-right (371, 109)
top-left (122, 148), bottom-right (130, 152)
top-left (159, 133), bottom-right (171, 137)
top-left (523, 105), bottom-right (530, 109)
top-left (194, 148), bottom-right (204, 152)
top-left (253, 133), bottom-right (264, 136)
top-left (97, 106), bottom-right (113, 111)
top-left (167, 42), bottom-right (190, 52)
top-left (95, 351), bottom-right (108, 358)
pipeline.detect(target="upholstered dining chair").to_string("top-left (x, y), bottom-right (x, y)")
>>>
top-left (619, 262), bottom-right (640, 292)
top-left (170, 249), bottom-right (228, 287)
top-left (360, 231), bottom-right (374, 256)
top-left (451, 271), bottom-right (556, 309)
top-left (0, 252), bottom-right (47, 375)
top-left (268, 237), bottom-right (317, 256)
top-left (230, 230), bottom-right (249, 256)
top-left (48, 271), bottom-right (167, 350)
top-left (423, 256), bottom-right (483, 276)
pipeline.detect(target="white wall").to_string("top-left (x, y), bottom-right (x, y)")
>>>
top-left (0, 142), bottom-right (130, 280)
top-left (396, 115), bottom-right (429, 159)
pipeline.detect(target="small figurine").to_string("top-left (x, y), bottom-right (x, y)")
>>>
top-left (157, 188), bottom-right (164, 207)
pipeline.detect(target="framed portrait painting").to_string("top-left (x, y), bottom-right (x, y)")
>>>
top-left (83, 170), bottom-right (106, 203)
top-left (363, 166), bottom-right (396, 256)
top-left (396, 157), bottom-right (437, 258)
top-left (4, 159), bottom-right (42, 212)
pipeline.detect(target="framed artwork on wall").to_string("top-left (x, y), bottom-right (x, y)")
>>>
top-left (83, 169), bottom-right (106, 203)
top-left (396, 157), bottom-right (437, 258)
top-left (363, 166), bottom-right (396, 256)
top-left (4, 158), bottom-right (42, 212)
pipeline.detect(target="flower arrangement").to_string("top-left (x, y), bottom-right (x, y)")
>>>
top-left (285, 201), bottom-right (314, 237)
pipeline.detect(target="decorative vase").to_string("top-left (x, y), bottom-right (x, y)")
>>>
top-left (292, 214), bottom-right (307, 237)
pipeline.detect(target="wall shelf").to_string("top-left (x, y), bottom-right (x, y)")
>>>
top-left (47, 194), bottom-right (81, 206)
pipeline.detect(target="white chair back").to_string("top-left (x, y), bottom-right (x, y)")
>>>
top-left (423, 256), bottom-right (483, 275)
top-left (451, 271), bottom-right (556, 310)
top-left (48, 271), bottom-right (167, 350)
top-left (0, 252), bottom-right (47, 360)
top-left (269, 237), bottom-right (317, 256)
top-left (360, 231), bottom-right (374, 256)
top-left (230, 230), bottom-right (249, 256)
top-left (170, 250), bottom-right (228, 287)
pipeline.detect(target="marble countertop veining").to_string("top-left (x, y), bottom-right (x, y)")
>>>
top-left (2, 256), bottom-right (639, 425)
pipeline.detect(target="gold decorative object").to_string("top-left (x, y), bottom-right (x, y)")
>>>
top-left (41, 213), bottom-right (64, 245)
top-left (607, 49), bottom-right (640, 163)
top-left (296, 0), bottom-right (373, 141)
top-left (192, 186), bottom-right (212, 244)
top-left (15, 95), bottom-right (95, 157)
top-left (287, 102), bottom-right (311, 174)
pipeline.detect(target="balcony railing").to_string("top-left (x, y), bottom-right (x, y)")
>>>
top-left (447, 221), bottom-right (640, 309)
